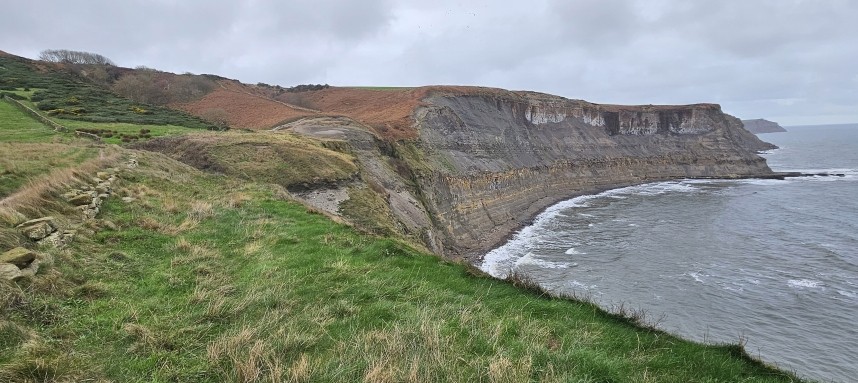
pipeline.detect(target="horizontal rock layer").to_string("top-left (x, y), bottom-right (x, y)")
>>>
top-left (407, 90), bottom-right (775, 259)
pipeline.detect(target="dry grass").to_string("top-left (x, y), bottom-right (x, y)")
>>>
top-left (207, 328), bottom-right (285, 383)
top-left (188, 201), bottom-right (214, 220)
top-left (0, 148), bottom-right (120, 222)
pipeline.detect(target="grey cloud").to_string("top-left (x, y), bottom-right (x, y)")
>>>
top-left (1, 0), bottom-right (856, 124)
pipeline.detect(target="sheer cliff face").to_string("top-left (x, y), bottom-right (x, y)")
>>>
top-left (408, 90), bottom-right (775, 259)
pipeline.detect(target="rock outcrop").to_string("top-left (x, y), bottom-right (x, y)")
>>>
top-left (741, 119), bottom-right (787, 134)
top-left (403, 89), bottom-right (775, 259)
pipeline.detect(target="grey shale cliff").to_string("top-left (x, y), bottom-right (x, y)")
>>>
top-left (402, 89), bottom-right (775, 259)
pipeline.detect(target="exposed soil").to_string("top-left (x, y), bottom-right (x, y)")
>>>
top-left (280, 87), bottom-right (432, 140)
top-left (171, 81), bottom-right (314, 130)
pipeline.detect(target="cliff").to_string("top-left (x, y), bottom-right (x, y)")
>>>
top-left (742, 118), bottom-right (787, 134)
top-left (270, 87), bottom-right (777, 260)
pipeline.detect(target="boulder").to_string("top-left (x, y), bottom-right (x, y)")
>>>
top-left (15, 217), bottom-right (57, 240)
top-left (0, 247), bottom-right (36, 266)
top-left (0, 263), bottom-right (23, 281)
top-left (96, 171), bottom-right (110, 179)
top-left (95, 183), bottom-right (112, 193)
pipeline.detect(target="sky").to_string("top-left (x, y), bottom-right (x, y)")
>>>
top-left (1, 0), bottom-right (856, 125)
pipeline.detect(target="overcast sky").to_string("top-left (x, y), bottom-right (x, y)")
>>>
top-left (2, 0), bottom-right (856, 125)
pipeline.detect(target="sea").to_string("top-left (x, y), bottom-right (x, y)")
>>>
top-left (480, 124), bottom-right (858, 382)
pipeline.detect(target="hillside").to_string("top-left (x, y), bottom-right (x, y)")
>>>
top-left (742, 119), bottom-right (787, 134)
top-left (0, 51), bottom-right (800, 382)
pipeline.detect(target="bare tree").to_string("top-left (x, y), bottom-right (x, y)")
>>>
top-left (39, 49), bottom-right (115, 66)
top-left (199, 108), bottom-right (230, 128)
top-left (112, 72), bottom-right (169, 105)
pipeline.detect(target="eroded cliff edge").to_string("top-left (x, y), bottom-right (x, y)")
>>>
top-left (399, 88), bottom-right (775, 260)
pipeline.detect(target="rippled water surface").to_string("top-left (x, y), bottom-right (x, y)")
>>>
top-left (481, 124), bottom-right (858, 382)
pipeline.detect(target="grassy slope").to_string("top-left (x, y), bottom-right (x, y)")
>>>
top-left (1, 150), bottom-right (802, 382)
top-left (0, 110), bottom-right (804, 383)
top-left (0, 55), bottom-right (214, 130)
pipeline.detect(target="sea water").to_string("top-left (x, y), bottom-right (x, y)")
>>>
top-left (480, 124), bottom-right (858, 382)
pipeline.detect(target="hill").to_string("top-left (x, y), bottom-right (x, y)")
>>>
top-left (0, 50), bottom-right (800, 382)
top-left (742, 118), bottom-right (787, 134)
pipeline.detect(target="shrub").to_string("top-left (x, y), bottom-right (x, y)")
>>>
top-left (0, 92), bottom-right (26, 100)
top-left (37, 101), bottom-right (59, 110)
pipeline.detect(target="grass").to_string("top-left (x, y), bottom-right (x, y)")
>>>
top-left (0, 148), bottom-right (804, 382)
top-left (54, 119), bottom-right (196, 145)
top-left (138, 131), bottom-right (359, 191)
top-left (0, 99), bottom-right (58, 143)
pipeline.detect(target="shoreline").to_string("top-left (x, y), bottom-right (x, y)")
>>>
top-left (469, 171), bottom-right (839, 264)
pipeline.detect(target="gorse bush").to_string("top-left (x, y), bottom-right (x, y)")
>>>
top-left (0, 55), bottom-right (218, 130)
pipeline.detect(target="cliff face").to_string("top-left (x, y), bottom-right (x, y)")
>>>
top-left (741, 118), bottom-right (787, 134)
top-left (403, 90), bottom-right (775, 259)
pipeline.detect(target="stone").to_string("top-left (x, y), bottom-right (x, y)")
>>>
top-left (95, 183), bottom-right (112, 193)
top-left (98, 193), bottom-right (110, 199)
top-left (20, 258), bottom-right (40, 278)
top-left (16, 217), bottom-right (57, 240)
top-left (0, 263), bottom-right (23, 281)
top-left (122, 197), bottom-right (136, 203)
top-left (96, 171), bottom-right (110, 179)
top-left (0, 247), bottom-right (36, 266)
top-left (68, 193), bottom-right (94, 206)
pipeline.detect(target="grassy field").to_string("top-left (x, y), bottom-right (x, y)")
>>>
top-left (0, 99), bottom-right (58, 143)
top-left (0, 138), bottom-right (805, 381)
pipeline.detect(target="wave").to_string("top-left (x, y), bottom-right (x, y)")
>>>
top-left (480, 180), bottom-right (703, 277)
top-left (787, 279), bottom-right (825, 289)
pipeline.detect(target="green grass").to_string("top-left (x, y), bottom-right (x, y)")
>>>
top-left (0, 150), bottom-right (804, 382)
top-left (54, 119), bottom-right (196, 145)
top-left (0, 99), bottom-right (57, 143)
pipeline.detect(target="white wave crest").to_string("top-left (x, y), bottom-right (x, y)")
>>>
top-left (788, 279), bottom-right (825, 289)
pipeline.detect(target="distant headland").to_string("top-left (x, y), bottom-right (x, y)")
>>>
top-left (742, 118), bottom-right (787, 134)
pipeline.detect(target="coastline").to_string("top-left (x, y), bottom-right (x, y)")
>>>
top-left (468, 171), bottom-right (803, 264)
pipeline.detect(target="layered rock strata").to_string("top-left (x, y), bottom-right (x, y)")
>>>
top-left (404, 90), bottom-right (775, 259)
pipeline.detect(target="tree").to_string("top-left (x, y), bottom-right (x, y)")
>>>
top-left (112, 72), bottom-right (169, 105)
top-left (200, 108), bottom-right (230, 129)
top-left (39, 49), bottom-right (115, 65)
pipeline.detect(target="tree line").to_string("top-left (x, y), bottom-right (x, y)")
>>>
top-left (39, 49), bottom-right (115, 66)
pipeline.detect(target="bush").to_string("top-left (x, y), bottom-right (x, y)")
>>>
top-left (0, 92), bottom-right (26, 100)
top-left (36, 101), bottom-right (59, 110)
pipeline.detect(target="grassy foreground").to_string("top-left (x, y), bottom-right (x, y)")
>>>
top-left (1, 104), bottom-right (803, 382)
